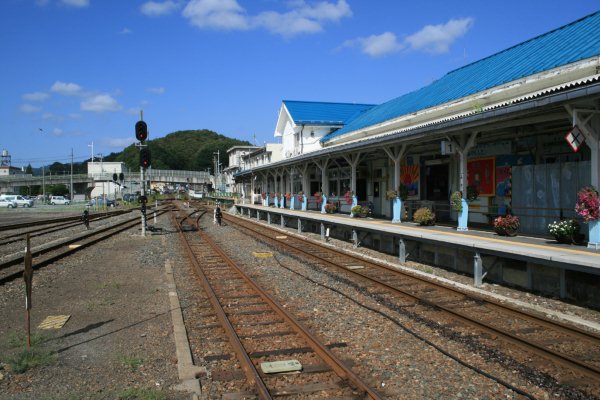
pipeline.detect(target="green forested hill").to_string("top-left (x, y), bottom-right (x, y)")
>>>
top-left (104, 129), bottom-right (252, 171)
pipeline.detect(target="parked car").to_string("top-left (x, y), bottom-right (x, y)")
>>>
top-left (89, 197), bottom-right (116, 207)
top-left (0, 198), bottom-right (17, 208)
top-left (0, 195), bottom-right (33, 207)
top-left (50, 196), bottom-right (70, 205)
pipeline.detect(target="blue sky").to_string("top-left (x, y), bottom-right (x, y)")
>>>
top-left (1, 0), bottom-right (598, 168)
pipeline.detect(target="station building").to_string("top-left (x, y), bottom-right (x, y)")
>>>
top-left (235, 11), bottom-right (600, 240)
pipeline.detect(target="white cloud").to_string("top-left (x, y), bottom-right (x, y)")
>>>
top-left (180, 0), bottom-right (351, 36)
top-left (182, 0), bottom-right (249, 30)
top-left (60, 0), bottom-right (90, 7)
top-left (51, 81), bottom-right (82, 96)
top-left (20, 104), bottom-right (41, 113)
top-left (119, 27), bottom-right (132, 34)
top-left (343, 32), bottom-right (403, 57)
top-left (52, 128), bottom-right (64, 136)
top-left (147, 87), bottom-right (166, 94)
top-left (342, 17), bottom-right (474, 57)
top-left (68, 113), bottom-right (81, 119)
top-left (105, 137), bottom-right (136, 148)
top-left (22, 92), bottom-right (49, 101)
top-left (35, 0), bottom-right (50, 6)
top-left (405, 17), bottom-right (474, 54)
top-left (81, 94), bottom-right (122, 112)
top-left (141, 1), bottom-right (181, 16)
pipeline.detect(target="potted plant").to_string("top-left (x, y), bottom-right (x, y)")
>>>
top-left (413, 207), bottom-right (435, 226)
top-left (548, 220), bottom-right (581, 244)
top-left (324, 203), bottom-right (337, 214)
top-left (575, 186), bottom-right (600, 222)
top-left (450, 191), bottom-right (463, 212)
top-left (296, 191), bottom-right (304, 203)
top-left (386, 190), bottom-right (397, 200)
top-left (284, 192), bottom-right (291, 200)
top-left (493, 214), bottom-right (520, 236)
top-left (351, 205), bottom-right (368, 217)
top-left (261, 192), bottom-right (266, 200)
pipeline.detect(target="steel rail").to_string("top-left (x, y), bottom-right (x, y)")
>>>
top-left (174, 213), bottom-right (272, 400)
top-left (0, 209), bottom-right (132, 232)
top-left (224, 213), bottom-right (600, 384)
top-left (0, 208), bottom-right (172, 272)
top-left (178, 207), bottom-right (383, 400)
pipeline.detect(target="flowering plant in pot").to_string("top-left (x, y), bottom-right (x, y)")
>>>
top-left (548, 220), bottom-right (581, 244)
top-left (351, 205), bottom-right (368, 217)
top-left (296, 191), bottom-right (304, 203)
top-left (385, 190), bottom-right (397, 200)
top-left (324, 203), bottom-right (337, 214)
top-left (261, 192), bottom-right (266, 200)
top-left (575, 186), bottom-right (600, 223)
top-left (284, 192), bottom-right (291, 200)
top-left (493, 214), bottom-right (520, 236)
top-left (413, 207), bottom-right (435, 226)
top-left (314, 191), bottom-right (322, 205)
top-left (450, 191), bottom-right (463, 212)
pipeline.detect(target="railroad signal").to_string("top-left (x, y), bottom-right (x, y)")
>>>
top-left (140, 148), bottom-right (151, 169)
top-left (139, 195), bottom-right (147, 204)
top-left (135, 120), bottom-right (148, 142)
top-left (119, 172), bottom-right (124, 182)
top-left (112, 173), bottom-right (118, 182)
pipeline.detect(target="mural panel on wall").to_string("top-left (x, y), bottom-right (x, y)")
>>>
top-left (468, 157), bottom-right (495, 196)
top-left (401, 165), bottom-right (420, 197)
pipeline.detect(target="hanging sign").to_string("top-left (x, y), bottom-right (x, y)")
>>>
top-left (565, 125), bottom-right (585, 152)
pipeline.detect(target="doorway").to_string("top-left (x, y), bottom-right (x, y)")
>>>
top-left (425, 163), bottom-right (449, 201)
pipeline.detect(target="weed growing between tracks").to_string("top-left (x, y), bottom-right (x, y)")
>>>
top-left (2, 331), bottom-right (55, 373)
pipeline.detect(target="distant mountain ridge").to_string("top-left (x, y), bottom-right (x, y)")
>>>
top-left (104, 129), bottom-right (252, 172)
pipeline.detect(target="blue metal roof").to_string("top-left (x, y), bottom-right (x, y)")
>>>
top-left (322, 10), bottom-right (600, 142)
top-left (283, 100), bottom-right (376, 126)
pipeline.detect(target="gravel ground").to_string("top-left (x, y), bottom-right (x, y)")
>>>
top-left (0, 212), bottom-right (190, 400)
top-left (1, 205), bottom-right (598, 400)
top-left (190, 210), bottom-right (599, 399)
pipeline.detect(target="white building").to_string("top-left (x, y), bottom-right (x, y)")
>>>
top-left (87, 161), bottom-right (129, 199)
top-left (223, 145), bottom-right (260, 193)
top-left (274, 100), bottom-right (375, 159)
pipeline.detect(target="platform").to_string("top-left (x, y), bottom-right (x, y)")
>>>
top-left (233, 203), bottom-right (600, 307)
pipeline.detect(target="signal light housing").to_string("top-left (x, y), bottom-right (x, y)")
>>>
top-left (140, 148), bottom-right (151, 169)
top-left (135, 120), bottom-right (148, 142)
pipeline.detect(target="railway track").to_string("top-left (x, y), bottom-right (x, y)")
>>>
top-left (0, 207), bottom-right (172, 285)
top-left (222, 211), bottom-right (600, 397)
top-left (0, 212), bottom-right (130, 246)
top-left (0, 208), bottom-right (132, 232)
top-left (175, 208), bottom-right (383, 399)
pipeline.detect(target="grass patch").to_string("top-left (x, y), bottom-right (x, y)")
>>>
top-left (116, 388), bottom-right (166, 400)
top-left (4, 348), bottom-right (55, 373)
top-left (6, 332), bottom-right (50, 348)
top-left (98, 281), bottom-right (123, 290)
top-left (423, 267), bottom-right (434, 274)
top-left (119, 355), bottom-right (144, 370)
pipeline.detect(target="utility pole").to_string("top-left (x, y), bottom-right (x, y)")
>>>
top-left (70, 148), bottom-right (73, 200)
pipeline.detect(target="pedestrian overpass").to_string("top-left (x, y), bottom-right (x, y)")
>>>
top-left (0, 169), bottom-right (211, 194)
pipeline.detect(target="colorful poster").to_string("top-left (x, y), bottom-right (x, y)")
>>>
top-left (468, 157), bottom-right (495, 196)
top-left (401, 165), bottom-right (420, 197)
top-left (495, 155), bottom-right (534, 197)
